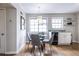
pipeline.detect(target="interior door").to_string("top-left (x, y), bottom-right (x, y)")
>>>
top-left (0, 8), bottom-right (6, 53)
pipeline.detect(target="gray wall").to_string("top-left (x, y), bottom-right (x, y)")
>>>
top-left (26, 13), bottom-right (78, 43)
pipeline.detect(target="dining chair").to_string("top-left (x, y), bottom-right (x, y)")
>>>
top-left (48, 33), bottom-right (55, 51)
top-left (27, 33), bottom-right (31, 49)
top-left (30, 34), bottom-right (42, 56)
top-left (42, 33), bottom-right (55, 56)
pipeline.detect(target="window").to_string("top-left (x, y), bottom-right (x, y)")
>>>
top-left (30, 18), bottom-right (38, 32)
top-left (39, 19), bottom-right (47, 32)
top-left (52, 17), bottom-right (63, 29)
top-left (29, 17), bottom-right (47, 32)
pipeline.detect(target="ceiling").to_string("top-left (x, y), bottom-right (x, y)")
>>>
top-left (19, 3), bottom-right (79, 13)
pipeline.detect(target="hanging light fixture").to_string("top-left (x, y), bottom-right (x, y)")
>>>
top-left (37, 6), bottom-right (43, 26)
top-left (37, 6), bottom-right (43, 33)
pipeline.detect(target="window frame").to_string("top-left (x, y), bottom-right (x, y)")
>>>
top-left (29, 17), bottom-right (48, 33)
top-left (51, 17), bottom-right (64, 30)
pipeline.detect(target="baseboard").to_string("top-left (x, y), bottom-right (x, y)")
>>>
top-left (0, 51), bottom-right (16, 56)
top-left (72, 41), bottom-right (79, 43)
top-left (5, 51), bottom-right (16, 54)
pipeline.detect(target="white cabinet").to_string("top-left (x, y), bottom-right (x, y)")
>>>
top-left (58, 32), bottom-right (72, 45)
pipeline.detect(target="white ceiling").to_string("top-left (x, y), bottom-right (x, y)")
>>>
top-left (19, 3), bottom-right (79, 13)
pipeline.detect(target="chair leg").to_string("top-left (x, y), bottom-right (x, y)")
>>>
top-left (43, 43), bottom-right (45, 51)
top-left (50, 45), bottom-right (51, 51)
top-left (31, 46), bottom-right (35, 55)
top-left (28, 42), bottom-right (29, 50)
top-left (38, 46), bottom-right (41, 56)
top-left (49, 44), bottom-right (53, 55)
top-left (41, 44), bottom-right (43, 52)
top-left (27, 41), bottom-right (30, 49)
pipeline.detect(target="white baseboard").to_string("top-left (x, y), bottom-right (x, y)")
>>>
top-left (5, 51), bottom-right (17, 54)
top-left (72, 40), bottom-right (79, 43)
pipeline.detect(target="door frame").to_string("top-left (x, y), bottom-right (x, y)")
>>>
top-left (0, 8), bottom-right (6, 53)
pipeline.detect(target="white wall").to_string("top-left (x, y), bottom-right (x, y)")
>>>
top-left (6, 8), bottom-right (17, 53)
top-left (11, 3), bottom-right (26, 52)
top-left (16, 9), bottom-right (26, 52)
top-left (75, 13), bottom-right (79, 43)
top-left (0, 3), bottom-right (26, 53)
top-left (26, 13), bottom-right (77, 43)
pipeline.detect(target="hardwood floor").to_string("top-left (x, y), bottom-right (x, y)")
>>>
top-left (16, 43), bottom-right (79, 56)
top-left (1, 43), bottom-right (78, 56)
top-left (52, 43), bottom-right (79, 56)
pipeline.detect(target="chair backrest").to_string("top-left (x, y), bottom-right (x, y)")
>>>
top-left (30, 34), bottom-right (41, 46)
top-left (49, 33), bottom-right (55, 44)
top-left (27, 33), bottom-right (31, 41)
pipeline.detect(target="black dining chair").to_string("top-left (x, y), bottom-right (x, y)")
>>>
top-left (30, 34), bottom-right (42, 56)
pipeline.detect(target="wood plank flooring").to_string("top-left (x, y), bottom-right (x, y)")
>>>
top-left (52, 43), bottom-right (79, 56)
top-left (0, 43), bottom-right (79, 56)
top-left (16, 43), bottom-right (79, 56)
